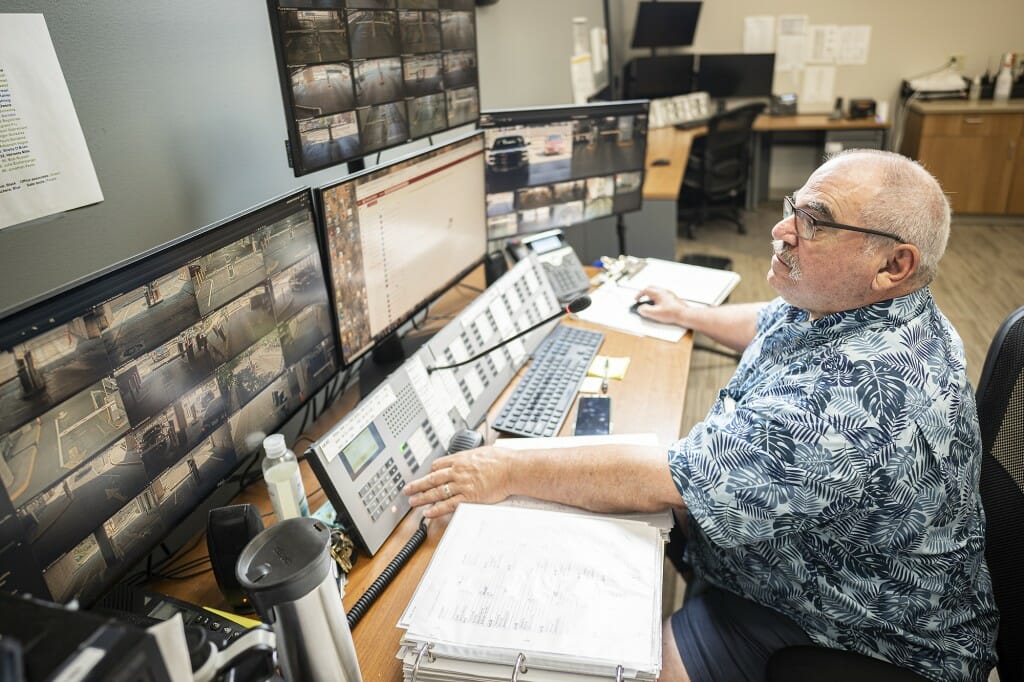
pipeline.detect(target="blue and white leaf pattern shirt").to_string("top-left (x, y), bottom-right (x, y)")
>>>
top-left (668, 289), bottom-right (998, 681)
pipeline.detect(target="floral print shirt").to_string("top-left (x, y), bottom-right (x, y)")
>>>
top-left (669, 289), bottom-right (998, 681)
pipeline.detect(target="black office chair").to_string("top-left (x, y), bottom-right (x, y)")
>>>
top-left (977, 304), bottom-right (1024, 682)
top-left (677, 102), bottom-right (765, 240)
top-left (768, 306), bottom-right (1024, 681)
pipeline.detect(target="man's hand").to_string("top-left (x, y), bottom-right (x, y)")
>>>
top-left (403, 446), bottom-right (514, 518)
top-left (636, 286), bottom-right (690, 326)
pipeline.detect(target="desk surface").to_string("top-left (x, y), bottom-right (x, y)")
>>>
top-left (149, 268), bottom-right (693, 681)
top-left (641, 114), bottom-right (890, 202)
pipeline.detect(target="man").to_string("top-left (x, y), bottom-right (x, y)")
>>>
top-left (404, 150), bottom-right (998, 681)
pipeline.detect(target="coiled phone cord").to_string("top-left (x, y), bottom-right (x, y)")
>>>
top-left (346, 517), bottom-right (428, 629)
top-left (345, 429), bottom-right (482, 629)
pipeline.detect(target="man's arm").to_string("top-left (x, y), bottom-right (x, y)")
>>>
top-left (637, 286), bottom-right (766, 353)
top-left (404, 444), bottom-right (684, 518)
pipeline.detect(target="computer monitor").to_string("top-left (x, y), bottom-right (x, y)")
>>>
top-left (267, 0), bottom-right (481, 176)
top-left (318, 131), bottom-right (487, 367)
top-left (478, 101), bottom-right (649, 242)
top-left (630, 1), bottom-right (702, 49)
top-left (0, 190), bottom-right (338, 606)
top-left (623, 55), bottom-right (695, 99)
top-left (695, 53), bottom-right (776, 98)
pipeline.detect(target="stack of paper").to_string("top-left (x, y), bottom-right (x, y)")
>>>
top-left (398, 503), bottom-right (665, 682)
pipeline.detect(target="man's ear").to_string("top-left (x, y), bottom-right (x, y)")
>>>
top-left (874, 244), bottom-right (920, 290)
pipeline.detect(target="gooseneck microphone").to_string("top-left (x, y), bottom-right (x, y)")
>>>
top-left (426, 295), bottom-right (592, 374)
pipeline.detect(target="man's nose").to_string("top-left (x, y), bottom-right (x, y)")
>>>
top-left (771, 215), bottom-right (798, 243)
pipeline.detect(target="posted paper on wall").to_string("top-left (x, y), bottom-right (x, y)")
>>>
top-left (0, 14), bottom-right (102, 231)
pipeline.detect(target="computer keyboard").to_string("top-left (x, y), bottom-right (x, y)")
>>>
top-left (492, 325), bottom-right (604, 438)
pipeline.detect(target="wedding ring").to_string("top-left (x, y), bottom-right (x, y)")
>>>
top-left (443, 482), bottom-right (452, 499)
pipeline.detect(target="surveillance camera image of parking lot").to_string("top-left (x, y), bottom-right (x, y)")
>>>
top-left (279, 9), bottom-right (349, 66)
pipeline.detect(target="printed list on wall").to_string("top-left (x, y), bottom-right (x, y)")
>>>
top-left (0, 14), bottom-right (103, 231)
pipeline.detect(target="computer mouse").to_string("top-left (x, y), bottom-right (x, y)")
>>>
top-left (629, 298), bottom-right (655, 315)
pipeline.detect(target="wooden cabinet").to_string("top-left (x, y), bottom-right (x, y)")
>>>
top-left (900, 102), bottom-right (1024, 215)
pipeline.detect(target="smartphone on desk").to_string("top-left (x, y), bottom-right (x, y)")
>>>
top-left (574, 396), bottom-right (611, 436)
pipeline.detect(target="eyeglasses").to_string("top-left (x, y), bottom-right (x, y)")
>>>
top-left (783, 196), bottom-right (906, 243)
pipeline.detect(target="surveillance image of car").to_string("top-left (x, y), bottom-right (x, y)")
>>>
top-left (543, 133), bottom-right (566, 155)
top-left (484, 122), bottom-right (572, 192)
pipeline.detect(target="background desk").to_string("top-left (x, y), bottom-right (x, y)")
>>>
top-left (615, 114), bottom-right (889, 258)
top-left (149, 268), bottom-right (693, 681)
top-left (749, 115), bottom-right (890, 208)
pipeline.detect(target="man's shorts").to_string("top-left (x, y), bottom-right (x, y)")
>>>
top-left (670, 580), bottom-right (813, 682)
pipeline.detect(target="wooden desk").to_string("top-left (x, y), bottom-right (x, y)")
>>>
top-left (749, 114), bottom-right (890, 208)
top-left (149, 270), bottom-right (693, 681)
top-left (635, 114), bottom-right (890, 222)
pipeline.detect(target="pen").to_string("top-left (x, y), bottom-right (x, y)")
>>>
top-left (601, 358), bottom-right (609, 394)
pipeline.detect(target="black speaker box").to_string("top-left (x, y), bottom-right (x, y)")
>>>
top-left (484, 250), bottom-right (509, 286)
top-left (206, 504), bottom-right (264, 612)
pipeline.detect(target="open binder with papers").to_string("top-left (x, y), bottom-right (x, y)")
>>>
top-left (397, 503), bottom-right (666, 682)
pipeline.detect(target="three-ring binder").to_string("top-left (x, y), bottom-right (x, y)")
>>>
top-left (408, 645), bottom-right (630, 682)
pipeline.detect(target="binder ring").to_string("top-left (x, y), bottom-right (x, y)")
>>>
top-left (411, 642), bottom-right (435, 682)
top-left (510, 653), bottom-right (528, 682)
top-left (615, 665), bottom-right (624, 682)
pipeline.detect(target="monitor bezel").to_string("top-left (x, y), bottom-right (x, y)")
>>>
top-left (315, 130), bottom-right (488, 368)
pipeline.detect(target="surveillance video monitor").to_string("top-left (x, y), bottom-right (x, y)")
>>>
top-left (695, 53), bottom-right (776, 98)
top-left (0, 190), bottom-right (338, 606)
top-left (630, 1), bottom-right (702, 48)
top-left (268, 0), bottom-right (481, 176)
top-left (318, 131), bottom-right (487, 366)
top-left (478, 101), bottom-right (649, 241)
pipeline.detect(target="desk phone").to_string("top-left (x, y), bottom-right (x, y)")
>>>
top-left (506, 229), bottom-right (590, 304)
top-left (308, 256), bottom-right (562, 555)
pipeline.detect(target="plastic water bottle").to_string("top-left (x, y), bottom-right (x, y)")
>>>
top-left (994, 53), bottom-right (1014, 103)
top-left (262, 434), bottom-right (309, 521)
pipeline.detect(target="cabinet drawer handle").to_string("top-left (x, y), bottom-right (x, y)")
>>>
top-left (963, 117), bottom-right (984, 124)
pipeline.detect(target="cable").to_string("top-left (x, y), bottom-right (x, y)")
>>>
top-left (346, 518), bottom-right (428, 629)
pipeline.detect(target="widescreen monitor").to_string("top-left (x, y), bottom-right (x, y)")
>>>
top-left (623, 55), bottom-right (695, 99)
top-left (630, 1), bottom-right (702, 48)
top-left (318, 131), bottom-right (487, 366)
top-left (695, 53), bottom-right (776, 98)
top-left (0, 191), bottom-right (338, 606)
top-left (268, 0), bottom-right (481, 176)
top-left (478, 101), bottom-right (649, 242)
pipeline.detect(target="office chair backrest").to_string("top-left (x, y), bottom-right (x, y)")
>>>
top-left (700, 102), bottom-right (765, 200)
top-left (977, 305), bottom-right (1024, 682)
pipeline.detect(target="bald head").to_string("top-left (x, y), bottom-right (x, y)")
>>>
top-left (820, 149), bottom-right (951, 285)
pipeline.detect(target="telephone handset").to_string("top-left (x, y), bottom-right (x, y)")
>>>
top-left (506, 229), bottom-right (590, 304)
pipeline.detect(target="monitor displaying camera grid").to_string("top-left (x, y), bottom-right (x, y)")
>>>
top-left (268, 0), bottom-right (481, 176)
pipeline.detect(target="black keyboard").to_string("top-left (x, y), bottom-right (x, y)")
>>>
top-left (492, 325), bottom-right (604, 438)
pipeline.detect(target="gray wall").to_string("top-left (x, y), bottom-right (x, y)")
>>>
top-left (0, 6), bottom-right (409, 312)
top-left (4, 1), bottom-right (1019, 314)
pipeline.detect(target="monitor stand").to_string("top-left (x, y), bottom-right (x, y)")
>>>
top-left (358, 330), bottom-right (430, 398)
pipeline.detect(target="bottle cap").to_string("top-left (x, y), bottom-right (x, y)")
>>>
top-left (263, 434), bottom-right (287, 458)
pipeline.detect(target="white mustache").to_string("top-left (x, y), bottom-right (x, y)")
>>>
top-left (772, 240), bottom-right (801, 280)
